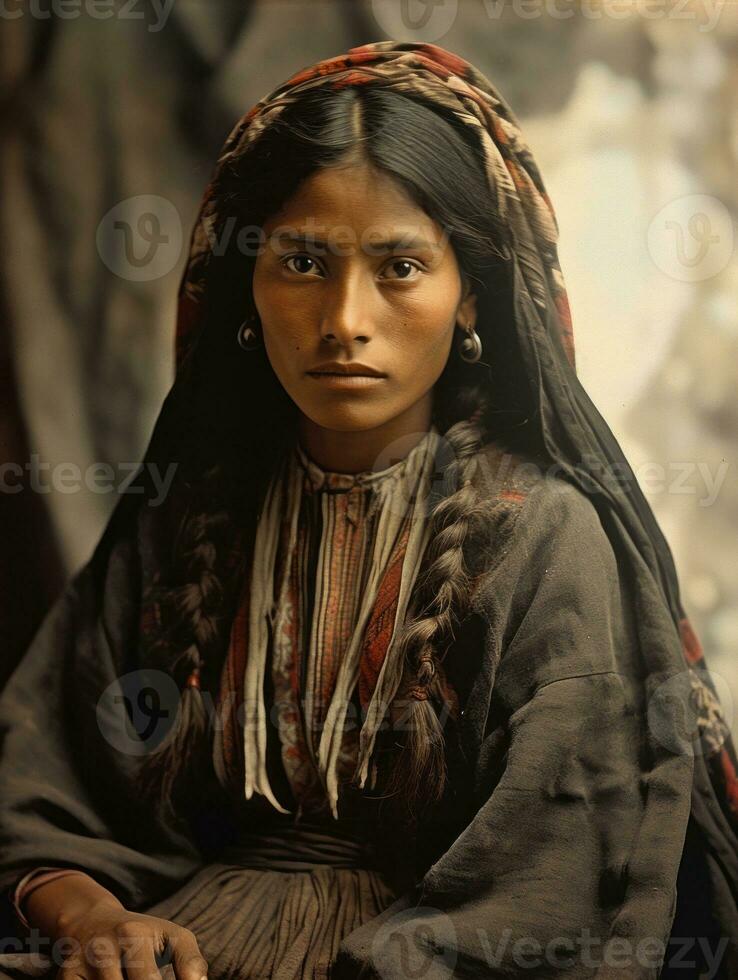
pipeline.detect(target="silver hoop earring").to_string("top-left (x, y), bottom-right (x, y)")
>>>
top-left (237, 316), bottom-right (261, 351)
top-left (458, 323), bottom-right (482, 364)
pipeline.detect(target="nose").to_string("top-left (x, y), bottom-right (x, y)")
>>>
top-left (319, 271), bottom-right (373, 346)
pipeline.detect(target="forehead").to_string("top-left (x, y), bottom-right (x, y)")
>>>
top-left (262, 163), bottom-right (444, 242)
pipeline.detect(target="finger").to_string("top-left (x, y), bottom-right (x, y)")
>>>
top-left (79, 934), bottom-right (124, 980)
top-left (57, 963), bottom-right (90, 980)
top-left (51, 933), bottom-right (85, 978)
top-left (56, 938), bottom-right (120, 980)
top-left (118, 933), bottom-right (161, 980)
top-left (167, 928), bottom-right (208, 980)
top-left (55, 937), bottom-right (113, 980)
top-left (57, 969), bottom-right (89, 980)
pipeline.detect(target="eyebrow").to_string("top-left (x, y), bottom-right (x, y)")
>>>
top-left (270, 232), bottom-right (443, 252)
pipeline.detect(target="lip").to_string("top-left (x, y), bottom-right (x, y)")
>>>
top-left (306, 361), bottom-right (387, 377)
top-left (306, 373), bottom-right (386, 389)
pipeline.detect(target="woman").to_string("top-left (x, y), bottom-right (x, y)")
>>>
top-left (0, 40), bottom-right (736, 980)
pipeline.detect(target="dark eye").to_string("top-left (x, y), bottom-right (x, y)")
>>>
top-left (282, 254), bottom-right (323, 276)
top-left (384, 259), bottom-right (421, 280)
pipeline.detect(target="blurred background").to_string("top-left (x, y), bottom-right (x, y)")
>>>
top-left (1, 0), bottom-right (736, 734)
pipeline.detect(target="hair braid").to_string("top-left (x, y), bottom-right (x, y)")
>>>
top-left (376, 391), bottom-right (490, 823)
top-left (138, 463), bottom-right (247, 817)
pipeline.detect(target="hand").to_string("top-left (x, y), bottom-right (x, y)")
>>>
top-left (23, 874), bottom-right (208, 980)
top-left (55, 902), bottom-right (208, 980)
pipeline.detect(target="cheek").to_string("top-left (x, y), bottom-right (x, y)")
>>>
top-left (390, 282), bottom-right (459, 352)
top-left (388, 317), bottom-right (456, 372)
top-left (251, 263), bottom-right (268, 313)
top-left (262, 328), bottom-right (304, 381)
top-left (254, 286), bottom-right (309, 368)
top-left (252, 267), bottom-right (297, 331)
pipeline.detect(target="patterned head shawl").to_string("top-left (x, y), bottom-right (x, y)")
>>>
top-left (156, 42), bottom-right (737, 855)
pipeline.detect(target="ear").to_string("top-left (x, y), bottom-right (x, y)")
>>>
top-left (458, 279), bottom-right (478, 329)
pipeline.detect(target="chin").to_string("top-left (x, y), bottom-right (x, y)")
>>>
top-left (301, 404), bottom-right (396, 434)
top-left (308, 416), bottom-right (387, 435)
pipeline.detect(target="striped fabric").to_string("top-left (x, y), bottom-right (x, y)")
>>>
top-left (271, 436), bottom-right (426, 819)
top-left (231, 426), bottom-right (444, 820)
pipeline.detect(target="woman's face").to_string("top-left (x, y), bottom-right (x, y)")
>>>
top-left (252, 162), bottom-right (477, 466)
